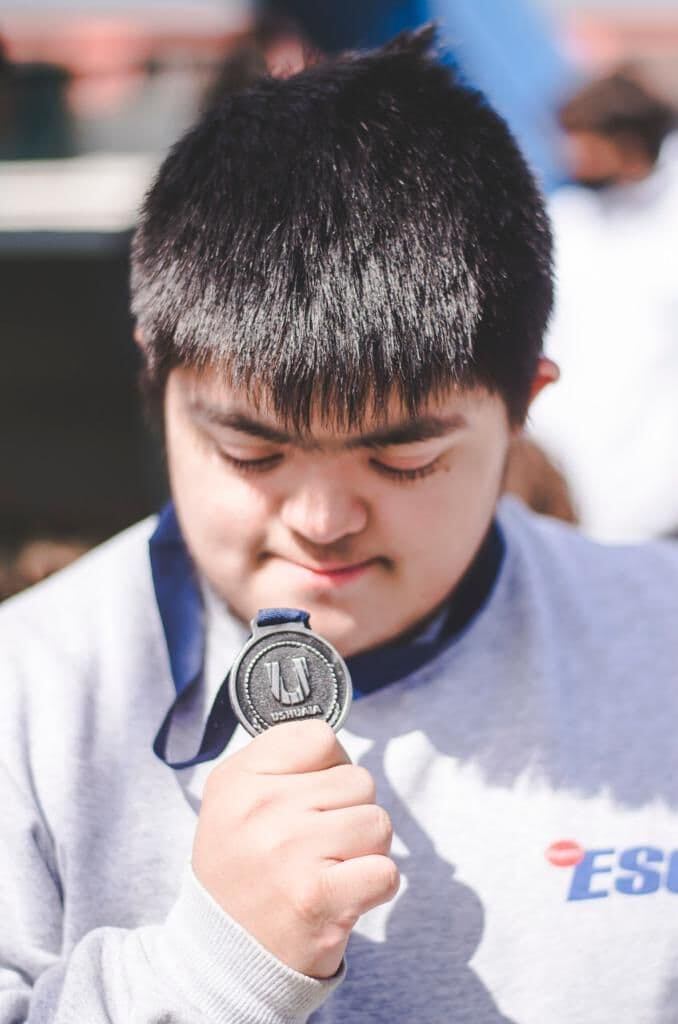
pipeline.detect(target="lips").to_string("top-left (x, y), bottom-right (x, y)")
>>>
top-left (268, 555), bottom-right (380, 588)
top-left (298, 559), bottom-right (376, 577)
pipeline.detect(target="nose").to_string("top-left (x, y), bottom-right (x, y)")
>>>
top-left (279, 471), bottom-right (368, 546)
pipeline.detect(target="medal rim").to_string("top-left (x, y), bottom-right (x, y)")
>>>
top-left (228, 620), bottom-right (353, 737)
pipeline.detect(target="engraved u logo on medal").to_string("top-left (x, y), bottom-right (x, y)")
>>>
top-left (266, 657), bottom-right (311, 706)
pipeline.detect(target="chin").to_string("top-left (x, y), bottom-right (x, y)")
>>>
top-left (303, 604), bottom-right (365, 656)
top-left (307, 606), bottom-right (402, 659)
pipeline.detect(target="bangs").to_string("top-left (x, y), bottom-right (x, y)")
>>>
top-left (136, 208), bottom-right (483, 434)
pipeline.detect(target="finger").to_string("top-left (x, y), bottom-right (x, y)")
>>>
top-left (312, 804), bottom-right (393, 861)
top-left (294, 763), bottom-right (376, 811)
top-left (240, 720), bottom-right (350, 776)
top-left (322, 855), bottom-right (400, 921)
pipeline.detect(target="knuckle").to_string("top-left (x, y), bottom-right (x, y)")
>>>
top-left (317, 870), bottom-right (359, 932)
top-left (241, 787), bottom-right (276, 824)
top-left (201, 764), bottom-right (229, 809)
top-left (224, 775), bottom-right (278, 827)
top-left (292, 874), bottom-right (326, 928)
top-left (315, 920), bottom-right (350, 956)
top-left (381, 858), bottom-right (401, 898)
top-left (306, 720), bottom-right (339, 760)
top-left (352, 765), bottom-right (377, 803)
top-left (371, 806), bottom-right (393, 847)
top-left (262, 822), bottom-right (299, 861)
top-left (205, 750), bottom-right (245, 796)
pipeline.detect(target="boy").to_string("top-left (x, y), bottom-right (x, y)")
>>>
top-left (2, 30), bottom-right (678, 1024)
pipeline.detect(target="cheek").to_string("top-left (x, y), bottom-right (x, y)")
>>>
top-left (379, 448), bottom-right (505, 567)
top-left (198, 480), bottom-right (274, 561)
top-left (167, 433), bottom-right (272, 560)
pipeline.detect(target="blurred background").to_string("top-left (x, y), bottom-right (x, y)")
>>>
top-left (2, 0), bottom-right (678, 598)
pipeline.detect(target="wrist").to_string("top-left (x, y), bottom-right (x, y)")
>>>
top-left (148, 865), bottom-right (344, 1023)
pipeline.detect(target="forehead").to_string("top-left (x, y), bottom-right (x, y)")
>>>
top-left (171, 366), bottom-right (502, 446)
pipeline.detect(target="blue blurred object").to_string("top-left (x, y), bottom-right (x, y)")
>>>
top-left (267, 0), bottom-right (575, 191)
top-left (430, 0), bottom-right (575, 191)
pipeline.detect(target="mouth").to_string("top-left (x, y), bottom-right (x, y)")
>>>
top-left (270, 556), bottom-right (380, 588)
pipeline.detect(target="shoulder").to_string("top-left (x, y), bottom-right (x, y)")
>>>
top-left (497, 497), bottom-right (678, 613)
top-left (0, 517), bottom-right (172, 831)
top-left (0, 518), bottom-right (168, 776)
top-left (0, 516), bottom-right (159, 670)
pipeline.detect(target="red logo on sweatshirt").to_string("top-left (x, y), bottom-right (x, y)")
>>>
top-left (545, 839), bottom-right (585, 867)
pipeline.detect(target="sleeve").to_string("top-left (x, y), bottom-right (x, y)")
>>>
top-left (0, 762), bottom-right (343, 1023)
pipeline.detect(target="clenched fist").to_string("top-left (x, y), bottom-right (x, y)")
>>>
top-left (192, 719), bottom-right (399, 979)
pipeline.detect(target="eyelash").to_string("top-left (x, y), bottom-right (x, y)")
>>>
top-left (368, 458), bottom-right (440, 482)
top-left (218, 449), bottom-right (440, 482)
top-left (219, 452), bottom-right (283, 474)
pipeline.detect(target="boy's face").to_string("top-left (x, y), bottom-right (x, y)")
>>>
top-left (165, 367), bottom-right (514, 657)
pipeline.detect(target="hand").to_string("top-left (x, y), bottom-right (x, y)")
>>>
top-left (192, 719), bottom-right (399, 978)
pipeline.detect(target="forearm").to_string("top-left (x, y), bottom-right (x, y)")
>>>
top-left (2, 868), bottom-right (342, 1024)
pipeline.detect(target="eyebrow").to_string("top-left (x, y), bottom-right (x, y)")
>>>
top-left (189, 400), bottom-right (467, 449)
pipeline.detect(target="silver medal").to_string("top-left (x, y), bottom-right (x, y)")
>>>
top-left (228, 614), bottom-right (353, 736)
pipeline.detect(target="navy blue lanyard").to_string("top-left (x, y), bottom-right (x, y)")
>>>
top-left (149, 505), bottom-right (212, 768)
top-left (149, 503), bottom-right (504, 770)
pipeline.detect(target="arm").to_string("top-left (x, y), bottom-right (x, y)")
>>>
top-left (0, 762), bottom-right (341, 1023)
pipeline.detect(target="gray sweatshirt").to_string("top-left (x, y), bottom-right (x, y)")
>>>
top-left (2, 498), bottom-right (678, 1023)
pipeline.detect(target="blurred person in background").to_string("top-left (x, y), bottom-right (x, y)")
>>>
top-left (202, 11), bottom-right (315, 110)
top-left (503, 433), bottom-right (576, 525)
top-left (559, 71), bottom-right (676, 190)
top-left (0, 538), bottom-right (91, 601)
top-left (0, 36), bottom-right (75, 160)
top-left (529, 71), bottom-right (678, 542)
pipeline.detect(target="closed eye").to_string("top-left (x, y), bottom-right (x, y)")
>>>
top-left (369, 457), bottom-right (441, 482)
top-left (217, 450), bottom-right (284, 473)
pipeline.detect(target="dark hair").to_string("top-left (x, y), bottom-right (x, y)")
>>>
top-left (559, 71), bottom-right (676, 164)
top-left (131, 28), bottom-right (553, 429)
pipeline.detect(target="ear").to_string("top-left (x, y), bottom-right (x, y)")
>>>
top-left (511, 356), bottom-right (559, 437)
top-left (528, 355), bottom-right (559, 406)
top-left (133, 326), bottom-right (147, 351)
